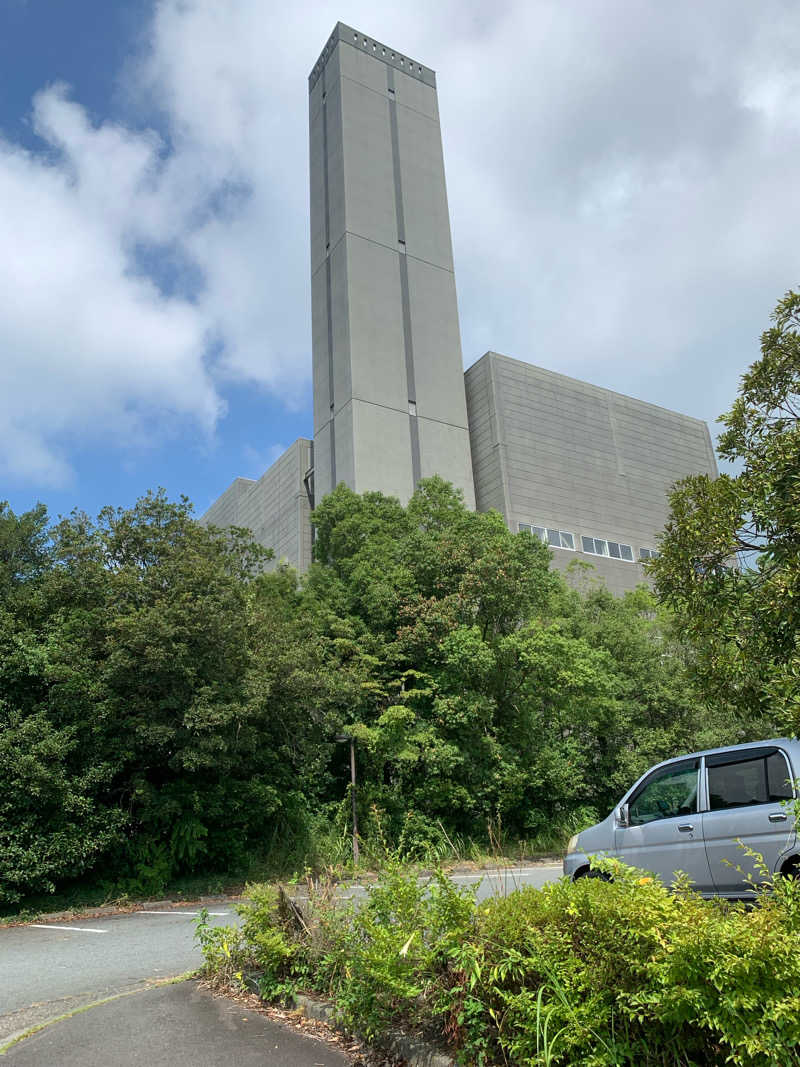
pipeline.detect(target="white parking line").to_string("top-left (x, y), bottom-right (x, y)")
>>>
top-left (450, 866), bottom-right (562, 882)
top-left (28, 925), bottom-right (108, 933)
top-left (137, 910), bottom-right (230, 916)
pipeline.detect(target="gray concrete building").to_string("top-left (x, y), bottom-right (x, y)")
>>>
top-left (309, 24), bottom-right (475, 507)
top-left (203, 439), bottom-right (313, 572)
top-left (465, 353), bottom-right (717, 597)
top-left (203, 23), bottom-right (719, 594)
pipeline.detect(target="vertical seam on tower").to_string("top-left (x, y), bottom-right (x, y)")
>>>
top-left (399, 257), bottom-right (421, 487)
top-left (322, 63), bottom-right (336, 489)
top-left (388, 65), bottom-right (421, 490)
top-left (386, 67), bottom-right (405, 242)
top-left (326, 259), bottom-right (336, 488)
top-left (322, 66), bottom-right (330, 249)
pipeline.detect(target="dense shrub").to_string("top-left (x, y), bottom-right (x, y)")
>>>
top-left (200, 862), bottom-right (800, 1066)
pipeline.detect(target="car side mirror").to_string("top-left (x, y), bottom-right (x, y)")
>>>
top-left (617, 803), bottom-right (630, 828)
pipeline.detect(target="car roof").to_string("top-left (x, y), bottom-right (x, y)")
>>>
top-left (651, 738), bottom-right (799, 773)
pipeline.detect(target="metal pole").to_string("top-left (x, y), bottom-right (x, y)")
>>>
top-left (349, 737), bottom-right (359, 866)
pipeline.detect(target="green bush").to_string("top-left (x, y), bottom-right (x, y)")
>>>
top-left (201, 861), bottom-right (800, 1066)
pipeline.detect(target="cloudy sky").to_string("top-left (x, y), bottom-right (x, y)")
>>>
top-left (1, 0), bottom-right (798, 520)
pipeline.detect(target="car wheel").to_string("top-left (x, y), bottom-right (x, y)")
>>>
top-left (575, 867), bottom-right (611, 882)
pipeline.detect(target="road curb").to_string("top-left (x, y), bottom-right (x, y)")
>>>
top-left (291, 993), bottom-right (455, 1067)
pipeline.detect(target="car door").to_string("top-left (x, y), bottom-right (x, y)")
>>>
top-left (614, 758), bottom-right (714, 891)
top-left (701, 747), bottom-right (796, 895)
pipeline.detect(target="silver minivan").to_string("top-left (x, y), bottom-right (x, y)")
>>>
top-left (564, 739), bottom-right (799, 896)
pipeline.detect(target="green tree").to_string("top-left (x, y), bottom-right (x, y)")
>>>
top-left (307, 479), bottom-right (716, 842)
top-left (650, 289), bottom-right (800, 734)
top-left (0, 490), bottom-right (287, 903)
top-left (0, 500), bottom-right (50, 599)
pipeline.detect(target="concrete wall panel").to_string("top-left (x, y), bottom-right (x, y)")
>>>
top-left (314, 422), bottom-right (333, 502)
top-left (325, 76), bottom-right (346, 258)
top-left (309, 103), bottom-right (326, 274)
top-left (351, 399), bottom-right (415, 501)
top-left (202, 441), bottom-right (313, 573)
top-left (311, 261), bottom-right (329, 436)
top-left (345, 235), bottom-right (408, 412)
top-left (338, 38), bottom-right (392, 95)
top-left (416, 417), bottom-right (476, 509)
top-left (396, 104), bottom-right (453, 269)
top-left (330, 237), bottom-right (352, 412)
top-left (406, 258), bottom-right (468, 427)
top-left (333, 399), bottom-right (355, 490)
top-left (340, 77), bottom-right (397, 249)
top-left (393, 66), bottom-right (439, 121)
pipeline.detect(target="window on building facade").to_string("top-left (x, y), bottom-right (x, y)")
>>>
top-left (519, 523), bottom-right (574, 550)
top-left (639, 547), bottom-right (659, 561)
top-left (581, 536), bottom-right (634, 561)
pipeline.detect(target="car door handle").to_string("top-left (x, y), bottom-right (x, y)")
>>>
top-left (769, 812), bottom-right (788, 822)
top-left (678, 824), bottom-right (694, 832)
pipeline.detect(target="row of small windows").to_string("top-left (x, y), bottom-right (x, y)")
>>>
top-left (312, 35), bottom-right (426, 81)
top-left (582, 536), bottom-right (634, 562)
top-left (520, 524), bottom-right (575, 551)
top-left (518, 523), bottom-right (659, 563)
top-left (353, 33), bottom-right (425, 73)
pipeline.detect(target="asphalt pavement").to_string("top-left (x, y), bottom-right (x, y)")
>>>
top-left (3, 981), bottom-right (354, 1067)
top-left (0, 905), bottom-right (234, 1045)
top-left (1, 863), bottom-right (562, 1064)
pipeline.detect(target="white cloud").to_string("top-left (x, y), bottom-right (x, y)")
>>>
top-left (0, 86), bottom-right (222, 486)
top-left (2, 0), bottom-right (800, 487)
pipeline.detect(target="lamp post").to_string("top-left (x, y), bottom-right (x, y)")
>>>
top-left (335, 734), bottom-right (359, 866)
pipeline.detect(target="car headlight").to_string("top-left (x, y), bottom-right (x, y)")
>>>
top-left (567, 834), bottom-right (579, 854)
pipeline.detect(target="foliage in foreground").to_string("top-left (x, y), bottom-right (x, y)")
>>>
top-left (199, 862), bottom-right (800, 1066)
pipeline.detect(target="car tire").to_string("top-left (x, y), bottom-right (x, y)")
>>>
top-left (781, 858), bottom-right (800, 879)
top-left (575, 867), bottom-right (611, 882)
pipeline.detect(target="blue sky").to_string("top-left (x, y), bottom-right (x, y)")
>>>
top-left (2, 1), bottom-right (799, 522)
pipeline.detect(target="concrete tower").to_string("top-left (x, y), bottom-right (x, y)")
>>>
top-left (309, 24), bottom-right (475, 507)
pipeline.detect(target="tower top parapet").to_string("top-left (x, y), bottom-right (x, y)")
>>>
top-left (309, 22), bottom-right (436, 92)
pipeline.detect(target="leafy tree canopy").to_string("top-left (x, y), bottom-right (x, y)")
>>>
top-left (650, 289), bottom-right (800, 733)
top-left (0, 476), bottom-right (742, 905)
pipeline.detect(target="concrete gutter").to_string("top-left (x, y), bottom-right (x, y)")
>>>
top-left (238, 976), bottom-right (455, 1067)
top-left (292, 994), bottom-right (455, 1067)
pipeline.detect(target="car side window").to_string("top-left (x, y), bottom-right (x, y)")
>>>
top-left (708, 751), bottom-right (793, 810)
top-left (628, 762), bottom-right (698, 826)
top-left (767, 751), bottom-right (794, 802)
